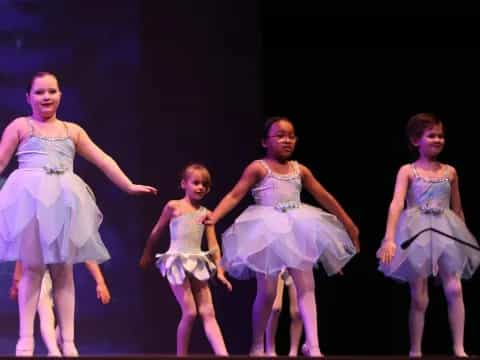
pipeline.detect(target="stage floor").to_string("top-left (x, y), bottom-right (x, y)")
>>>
top-left (0, 356), bottom-right (476, 359)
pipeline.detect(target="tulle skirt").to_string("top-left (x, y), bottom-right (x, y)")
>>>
top-left (221, 203), bottom-right (356, 279)
top-left (0, 168), bottom-right (110, 264)
top-left (155, 249), bottom-right (216, 285)
top-left (379, 207), bottom-right (480, 282)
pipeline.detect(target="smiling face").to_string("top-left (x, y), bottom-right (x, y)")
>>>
top-left (262, 119), bottom-right (297, 161)
top-left (26, 73), bottom-right (62, 120)
top-left (181, 167), bottom-right (211, 202)
top-left (412, 124), bottom-right (445, 159)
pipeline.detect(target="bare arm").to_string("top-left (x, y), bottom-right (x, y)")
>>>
top-left (9, 261), bottom-right (23, 300)
top-left (300, 164), bottom-right (360, 250)
top-left (208, 161), bottom-right (262, 224)
top-left (139, 201), bottom-right (175, 269)
top-left (449, 166), bottom-right (465, 221)
top-left (205, 223), bottom-right (221, 265)
top-left (0, 119), bottom-right (22, 174)
top-left (84, 260), bottom-right (111, 304)
top-left (377, 164), bottom-right (410, 264)
top-left (205, 223), bottom-right (232, 291)
top-left (70, 123), bottom-right (157, 195)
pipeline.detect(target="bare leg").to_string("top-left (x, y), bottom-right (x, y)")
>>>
top-left (49, 263), bottom-right (77, 357)
top-left (287, 281), bottom-right (303, 356)
top-left (408, 277), bottom-right (428, 357)
top-left (265, 275), bottom-right (284, 356)
top-left (191, 278), bottom-right (228, 355)
top-left (17, 221), bottom-right (46, 356)
top-left (440, 272), bottom-right (467, 357)
top-left (169, 278), bottom-right (197, 356)
top-left (250, 273), bottom-right (278, 355)
top-left (37, 272), bottom-right (62, 356)
top-left (288, 268), bottom-right (322, 357)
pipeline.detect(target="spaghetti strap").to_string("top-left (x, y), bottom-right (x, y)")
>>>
top-left (290, 161), bottom-right (300, 175)
top-left (258, 159), bottom-right (272, 176)
top-left (25, 117), bottom-right (34, 137)
top-left (442, 164), bottom-right (450, 179)
top-left (61, 121), bottom-right (69, 137)
top-left (411, 163), bottom-right (419, 177)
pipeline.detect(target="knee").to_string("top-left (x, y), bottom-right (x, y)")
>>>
top-left (182, 307), bottom-right (197, 322)
top-left (198, 304), bottom-right (215, 321)
top-left (411, 292), bottom-right (429, 312)
top-left (22, 266), bottom-right (45, 281)
top-left (289, 308), bottom-right (301, 322)
top-left (258, 289), bottom-right (277, 307)
top-left (444, 281), bottom-right (463, 303)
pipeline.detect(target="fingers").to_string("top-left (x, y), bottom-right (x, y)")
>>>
top-left (102, 292), bottom-right (111, 304)
top-left (145, 186), bottom-right (158, 195)
top-left (377, 246), bottom-right (395, 265)
top-left (221, 278), bottom-right (233, 291)
top-left (141, 186), bottom-right (158, 195)
top-left (131, 184), bottom-right (158, 195)
top-left (97, 287), bottom-right (111, 304)
top-left (354, 238), bottom-right (361, 252)
top-left (218, 274), bottom-right (233, 291)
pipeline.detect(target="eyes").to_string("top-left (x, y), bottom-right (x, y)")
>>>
top-left (268, 133), bottom-right (298, 142)
top-left (189, 179), bottom-right (209, 188)
top-left (424, 132), bottom-right (444, 140)
top-left (33, 89), bottom-right (59, 96)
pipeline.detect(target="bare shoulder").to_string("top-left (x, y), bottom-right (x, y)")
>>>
top-left (62, 121), bottom-right (84, 139)
top-left (296, 162), bottom-right (311, 176)
top-left (6, 117), bottom-right (30, 141)
top-left (398, 163), bottom-right (413, 178)
top-left (245, 160), bottom-right (268, 178)
top-left (165, 200), bottom-right (179, 212)
top-left (443, 163), bottom-right (458, 180)
top-left (9, 116), bottom-right (29, 131)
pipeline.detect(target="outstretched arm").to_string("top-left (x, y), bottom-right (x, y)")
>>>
top-left (205, 223), bottom-right (232, 291)
top-left (300, 164), bottom-right (360, 251)
top-left (449, 166), bottom-right (465, 221)
top-left (139, 201), bottom-right (174, 269)
top-left (207, 161), bottom-right (262, 224)
top-left (84, 261), bottom-right (111, 304)
top-left (71, 123), bottom-right (157, 195)
top-left (0, 119), bottom-right (22, 175)
top-left (377, 164), bottom-right (410, 264)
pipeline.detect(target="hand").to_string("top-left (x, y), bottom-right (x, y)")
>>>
top-left (216, 269), bottom-right (232, 291)
top-left (9, 282), bottom-right (19, 300)
top-left (139, 250), bottom-right (155, 270)
top-left (346, 223), bottom-right (360, 252)
top-left (376, 241), bottom-right (397, 265)
top-left (201, 212), bottom-right (217, 226)
top-left (96, 283), bottom-right (111, 304)
top-left (128, 184), bottom-right (158, 196)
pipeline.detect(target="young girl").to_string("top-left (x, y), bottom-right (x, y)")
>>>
top-left (204, 116), bottom-right (360, 356)
top-left (264, 268), bottom-right (304, 356)
top-left (0, 72), bottom-right (157, 356)
top-left (140, 163), bottom-right (232, 356)
top-left (9, 261), bottom-right (111, 356)
top-left (377, 113), bottom-right (480, 357)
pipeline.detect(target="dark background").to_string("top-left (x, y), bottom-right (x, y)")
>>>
top-left (1, 1), bottom-right (479, 356)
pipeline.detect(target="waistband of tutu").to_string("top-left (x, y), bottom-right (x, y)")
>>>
top-left (17, 164), bottom-right (73, 174)
top-left (416, 201), bottom-right (447, 215)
